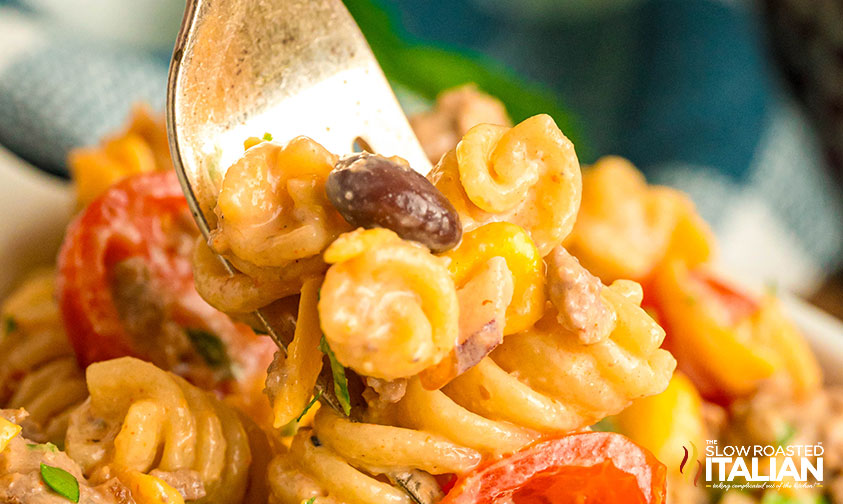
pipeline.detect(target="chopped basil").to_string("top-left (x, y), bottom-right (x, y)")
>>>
top-left (27, 442), bottom-right (58, 452)
top-left (302, 498), bottom-right (316, 504)
top-left (40, 463), bottom-right (79, 502)
top-left (186, 329), bottom-right (231, 371)
top-left (296, 390), bottom-right (323, 423)
top-left (319, 336), bottom-right (351, 416)
top-left (4, 316), bottom-right (17, 334)
top-left (262, 132), bottom-right (273, 141)
top-left (590, 417), bottom-right (618, 433)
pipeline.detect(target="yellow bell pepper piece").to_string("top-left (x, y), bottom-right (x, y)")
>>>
top-left (652, 261), bottom-right (820, 399)
top-left (0, 417), bottom-right (22, 452)
top-left (614, 372), bottom-right (704, 472)
top-left (121, 470), bottom-right (185, 504)
top-left (440, 222), bottom-right (544, 334)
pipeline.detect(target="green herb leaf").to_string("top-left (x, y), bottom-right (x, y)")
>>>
top-left (775, 422), bottom-right (797, 447)
top-left (40, 463), bottom-right (79, 502)
top-left (319, 336), bottom-right (351, 416)
top-left (296, 390), bottom-right (323, 423)
top-left (302, 498), bottom-right (316, 504)
top-left (4, 316), bottom-right (17, 334)
top-left (27, 442), bottom-right (58, 453)
top-left (589, 417), bottom-right (618, 433)
top-left (262, 132), bottom-right (273, 141)
top-left (186, 329), bottom-right (231, 371)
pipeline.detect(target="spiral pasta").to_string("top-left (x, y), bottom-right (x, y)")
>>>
top-left (565, 156), bottom-right (714, 283)
top-left (442, 279), bottom-right (676, 434)
top-left (198, 137), bottom-right (351, 313)
top-left (65, 357), bottom-right (272, 503)
top-left (318, 228), bottom-right (459, 380)
top-left (0, 270), bottom-right (87, 444)
top-left (267, 279), bottom-right (674, 503)
top-left (268, 406), bottom-right (480, 504)
top-left (427, 114), bottom-right (582, 256)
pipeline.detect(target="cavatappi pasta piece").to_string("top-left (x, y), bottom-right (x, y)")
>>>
top-left (195, 137), bottom-right (351, 313)
top-left (318, 228), bottom-right (459, 380)
top-left (0, 270), bottom-right (87, 445)
top-left (565, 156), bottom-right (714, 283)
top-left (267, 404), bottom-right (483, 504)
top-left (442, 279), bottom-right (676, 435)
top-left (69, 105), bottom-right (171, 207)
top-left (265, 277), bottom-right (324, 428)
top-left (192, 237), bottom-right (311, 314)
top-left (65, 357), bottom-right (272, 503)
top-left (427, 114), bottom-right (582, 256)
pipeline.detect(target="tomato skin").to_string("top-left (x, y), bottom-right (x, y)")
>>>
top-left (441, 431), bottom-right (666, 504)
top-left (57, 172), bottom-right (276, 419)
top-left (58, 171), bottom-right (192, 365)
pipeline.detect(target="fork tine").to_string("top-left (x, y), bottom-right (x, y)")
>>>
top-left (169, 0), bottom-right (429, 230)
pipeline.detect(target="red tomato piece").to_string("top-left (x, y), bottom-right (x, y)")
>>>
top-left (440, 432), bottom-right (666, 504)
top-left (688, 270), bottom-right (759, 324)
top-left (57, 171), bottom-right (276, 418)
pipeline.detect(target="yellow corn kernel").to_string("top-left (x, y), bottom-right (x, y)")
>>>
top-left (614, 372), bottom-right (704, 473)
top-left (244, 136), bottom-right (263, 150)
top-left (440, 222), bottom-right (544, 334)
top-left (121, 470), bottom-right (185, 504)
top-left (0, 417), bottom-right (22, 452)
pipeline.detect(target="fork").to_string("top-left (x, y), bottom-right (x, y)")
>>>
top-left (166, 0), bottom-right (437, 502)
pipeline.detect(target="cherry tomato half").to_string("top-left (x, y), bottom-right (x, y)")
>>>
top-left (440, 431), bottom-right (667, 504)
top-left (57, 171), bottom-right (276, 421)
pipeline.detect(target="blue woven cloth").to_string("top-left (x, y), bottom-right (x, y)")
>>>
top-left (0, 0), bottom-right (840, 293)
top-left (0, 3), bottom-right (170, 177)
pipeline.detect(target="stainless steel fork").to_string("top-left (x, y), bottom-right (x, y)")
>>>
top-left (167, 1), bottom-right (437, 501)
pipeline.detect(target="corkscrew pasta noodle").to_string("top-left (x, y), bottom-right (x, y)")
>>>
top-left (444, 279), bottom-right (676, 434)
top-left (0, 270), bottom-right (87, 444)
top-left (65, 357), bottom-right (269, 503)
top-left (318, 228), bottom-right (459, 380)
top-left (566, 156), bottom-right (714, 283)
top-left (211, 137), bottom-right (349, 266)
top-left (427, 114), bottom-right (582, 256)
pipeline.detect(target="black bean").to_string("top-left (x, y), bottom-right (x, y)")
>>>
top-left (326, 153), bottom-right (462, 252)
